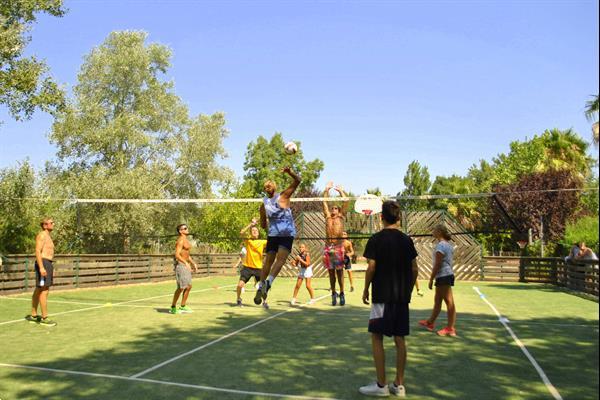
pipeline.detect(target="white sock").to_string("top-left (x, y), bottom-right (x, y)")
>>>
top-left (267, 275), bottom-right (275, 285)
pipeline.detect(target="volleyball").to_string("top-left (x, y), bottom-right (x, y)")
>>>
top-left (284, 142), bottom-right (298, 155)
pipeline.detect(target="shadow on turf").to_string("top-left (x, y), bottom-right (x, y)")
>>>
top-left (2, 304), bottom-right (598, 400)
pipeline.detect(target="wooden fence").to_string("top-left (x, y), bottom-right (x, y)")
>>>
top-left (286, 210), bottom-right (483, 281)
top-left (481, 256), bottom-right (520, 281)
top-left (482, 256), bottom-right (599, 296)
top-left (405, 211), bottom-right (482, 281)
top-left (0, 253), bottom-right (240, 295)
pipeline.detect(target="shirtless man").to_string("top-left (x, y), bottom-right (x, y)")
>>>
top-left (323, 182), bottom-right (349, 306)
top-left (170, 223), bottom-right (198, 314)
top-left (25, 217), bottom-right (57, 326)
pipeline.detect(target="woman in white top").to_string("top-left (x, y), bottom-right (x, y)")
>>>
top-left (418, 224), bottom-right (457, 337)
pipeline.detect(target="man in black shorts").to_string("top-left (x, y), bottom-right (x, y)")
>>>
top-left (360, 201), bottom-right (418, 397)
top-left (25, 217), bottom-right (57, 326)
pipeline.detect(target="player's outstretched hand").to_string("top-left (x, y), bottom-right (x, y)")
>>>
top-left (362, 288), bottom-right (370, 305)
top-left (325, 181), bottom-right (334, 191)
top-left (282, 166), bottom-right (292, 174)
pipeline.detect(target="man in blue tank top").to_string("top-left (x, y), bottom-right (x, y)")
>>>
top-left (254, 166), bottom-right (301, 308)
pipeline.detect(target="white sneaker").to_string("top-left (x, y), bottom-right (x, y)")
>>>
top-left (359, 382), bottom-right (389, 397)
top-left (262, 301), bottom-right (269, 310)
top-left (388, 383), bottom-right (406, 397)
top-left (290, 298), bottom-right (296, 306)
top-left (307, 298), bottom-right (315, 305)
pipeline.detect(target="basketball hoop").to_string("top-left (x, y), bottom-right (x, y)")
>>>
top-left (354, 194), bottom-right (383, 216)
top-left (517, 240), bottom-right (528, 250)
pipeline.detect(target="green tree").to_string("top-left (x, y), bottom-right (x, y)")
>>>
top-left (467, 160), bottom-right (495, 193)
top-left (0, 0), bottom-right (65, 121)
top-left (0, 161), bottom-right (41, 253)
top-left (492, 129), bottom-right (592, 185)
top-left (562, 216), bottom-right (599, 252)
top-left (429, 175), bottom-right (482, 230)
top-left (584, 95), bottom-right (599, 145)
top-left (242, 133), bottom-right (324, 196)
top-left (397, 160), bottom-right (430, 210)
top-left (366, 187), bottom-right (382, 196)
top-left (48, 31), bottom-right (232, 252)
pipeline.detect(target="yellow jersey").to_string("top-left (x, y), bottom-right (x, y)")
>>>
top-left (243, 239), bottom-right (267, 269)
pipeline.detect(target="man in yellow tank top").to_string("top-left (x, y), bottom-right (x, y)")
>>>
top-left (236, 218), bottom-right (267, 306)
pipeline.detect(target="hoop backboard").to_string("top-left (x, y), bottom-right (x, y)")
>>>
top-left (354, 194), bottom-right (383, 215)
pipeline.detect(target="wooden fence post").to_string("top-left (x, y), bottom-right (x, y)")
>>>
top-left (519, 255), bottom-right (525, 282)
top-left (75, 255), bottom-right (80, 288)
top-left (479, 248), bottom-right (484, 281)
top-left (147, 257), bottom-right (151, 282)
top-left (24, 259), bottom-right (29, 291)
top-left (115, 255), bottom-right (120, 285)
top-left (207, 254), bottom-right (211, 275)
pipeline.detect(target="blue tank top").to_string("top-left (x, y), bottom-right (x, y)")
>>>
top-left (263, 193), bottom-right (296, 237)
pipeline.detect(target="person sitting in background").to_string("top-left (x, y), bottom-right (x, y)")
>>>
top-left (564, 243), bottom-right (580, 263)
top-left (575, 242), bottom-right (598, 261)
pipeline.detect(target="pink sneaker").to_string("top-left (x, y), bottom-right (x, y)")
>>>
top-left (418, 320), bottom-right (434, 332)
top-left (437, 327), bottom-right (457, 337)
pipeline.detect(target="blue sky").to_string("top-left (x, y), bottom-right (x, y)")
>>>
top-left (0, 0), bottom-right (598, 196)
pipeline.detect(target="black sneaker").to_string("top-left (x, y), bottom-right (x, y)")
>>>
top-left (25, 315), bottom-right (41, 324)
top-left (236, 299), bottom-right (243, 307)
top-left (332, 291), bottom-right (338, 306)
top-left (254, 286), bottom-right (263, 305)
top-left (340, 292), bottom-right (346, 306)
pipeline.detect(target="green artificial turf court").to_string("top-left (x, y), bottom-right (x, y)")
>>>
top-left (0, 276), bottom-right (598, 399)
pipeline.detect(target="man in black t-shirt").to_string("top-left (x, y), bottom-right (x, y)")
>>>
top-left (359, 201), bottom-right (418, 398)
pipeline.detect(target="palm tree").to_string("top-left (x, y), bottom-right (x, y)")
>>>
top-left (584, 95), bottom-right (599, 145)
top-left (540, 128), bottom-right (592, 177)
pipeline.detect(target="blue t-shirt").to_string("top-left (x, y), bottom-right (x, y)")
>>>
top-left (433, 240), bottom-right (454, 278)
top-left (263, 193), bottom-right (296, 237)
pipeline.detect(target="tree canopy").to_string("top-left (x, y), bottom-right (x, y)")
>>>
top-left (0, 0), bottom-right (65, 122)
top-left (242, 132), bottom-right (324, 197)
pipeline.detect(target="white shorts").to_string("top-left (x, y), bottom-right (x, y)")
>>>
top-left (298, 266), bottom-right (313, 279)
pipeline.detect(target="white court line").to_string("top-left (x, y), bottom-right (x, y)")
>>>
top-left (130, 293), bottom-right (331, 378)
top-left (473, 287), bottom-right (563, 400)
top-left (0, 363), bottom-right (342, 400)
top-left (0, 285), bottom-right (235, 326)
top-left (1, 297), bottom-right (105, 306)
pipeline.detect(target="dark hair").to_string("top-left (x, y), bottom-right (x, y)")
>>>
top-left (381, 201), bottom-right (400, 224)
top-left (176, 224), bottom-right (188, 234)
top-left (40, 217), bottom-right (53, 229)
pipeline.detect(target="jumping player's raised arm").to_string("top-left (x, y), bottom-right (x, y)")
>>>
top-left (334, 185), bottom-right (349, 216)
top-left (240, 218), bottom-right (258, 237)
top-left (259, 204), bottom-right (267, 230)
top-left (323, 181), bottom-right (333, 218)
top-left (279, 167), bottom-right (301, 208)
